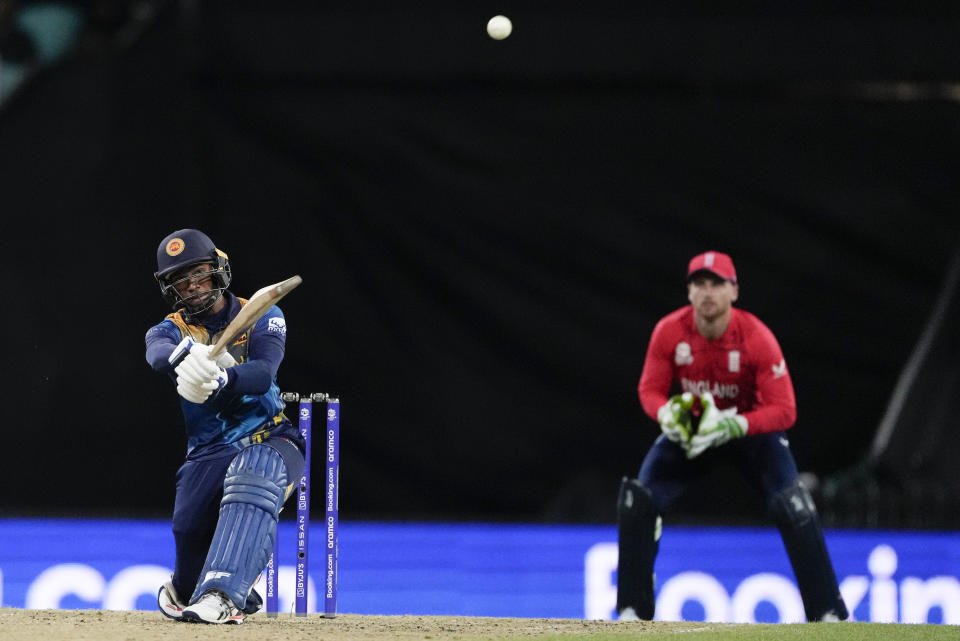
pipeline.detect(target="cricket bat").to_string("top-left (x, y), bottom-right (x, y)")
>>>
top-left (208, 275), bottom-right (303, 359)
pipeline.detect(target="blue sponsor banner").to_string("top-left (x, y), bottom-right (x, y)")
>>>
top-left (0, 519), bottom-right (958, 623)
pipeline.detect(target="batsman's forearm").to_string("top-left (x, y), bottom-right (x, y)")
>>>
top-left (145, 340), bottom-right (176, 373)
top-left (222, 326), bottom-right (285, 395)
top-left (145, 322), bottom-right (183, 373)
top-left (222, 360), bottom-right (275, 395)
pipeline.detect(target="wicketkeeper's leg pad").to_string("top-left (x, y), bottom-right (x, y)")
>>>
top-left (768, 480), bottom-right (848, 621)
top-left (189, 444), bottom-right (289, 608)
top-left (616, 476), bottom-right (661, 620)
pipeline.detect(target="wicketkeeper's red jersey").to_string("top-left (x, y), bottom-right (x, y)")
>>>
top-left (637, 306), bottom-right (796, 435)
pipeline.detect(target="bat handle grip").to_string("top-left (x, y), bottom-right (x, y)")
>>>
top-left (168, 337), bottom-right (223, 370)
top-left (167, 338), bottom-right (195, 369)
top-left (208, 341), bottom-right (228, 360)
top-left (169, 350), bottom-right (188, 368)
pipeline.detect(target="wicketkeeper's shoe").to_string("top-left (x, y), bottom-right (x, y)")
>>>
top-left (618, 607), bottom-right (641, 622)
top-left (181, 590), bottom-right (245, 624)
top-left (157, 579), bottom-right (186, 621)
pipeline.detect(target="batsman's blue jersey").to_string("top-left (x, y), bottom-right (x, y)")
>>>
top-left (145, 291), bottom-right (290, 457)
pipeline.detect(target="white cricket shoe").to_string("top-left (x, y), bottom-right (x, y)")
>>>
top-left (157, 579), bottom-right (186, 621)
top-left (819, 609), bottom-right (844, 622)
top-left (618, 607), bottom-right (640, 622)
top-left (182, 590), bottom-right (245, 624)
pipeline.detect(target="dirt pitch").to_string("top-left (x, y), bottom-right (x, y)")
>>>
top-left (0, 608), bottom-right (717, 641)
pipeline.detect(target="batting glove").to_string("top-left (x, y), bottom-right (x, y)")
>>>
top-left (185, 351), bottom-right (228, 393)
top-left (169, 337), bottom-right (229, 392)
top-left (169, 336), bottom-right (235, 369)
top-left (657, 392), bottom-right (696, 446)
top-left (193, 343), bottom-right (237, 370)
top-left (174, 349), bottom-right (219, 386)
top-left (183, 342), bottom-right (233, 382)
top-left (176, 374), bottom-right (214, 404)
top-left (168, 335), bottom-right (198, 369)
top-left (686, 392), bottom-right (747, 459)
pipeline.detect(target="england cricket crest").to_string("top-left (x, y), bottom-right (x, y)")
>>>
top-left (728, 350), bottom-right (740, 372)
top-left (675, 341), bottom-right (693, 366)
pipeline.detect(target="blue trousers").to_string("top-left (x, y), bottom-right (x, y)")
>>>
top-left (170, 434), bottom-right (305, 602)
top-left (639, 431), bottom-right (799, 514)
top-left (633, 431), bottom-right (847, 620)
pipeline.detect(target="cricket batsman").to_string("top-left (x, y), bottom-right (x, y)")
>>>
top-left (145, 229), bottom-right (304, 623)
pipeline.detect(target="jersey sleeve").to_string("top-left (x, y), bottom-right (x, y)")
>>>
top-left (742, 321), bottom-right (797, 434)
top-left (222, 305), bottom-right (287, 396)
top-left (637, 319), bottom-right (675, 421)
top-left (144, 320), bottom-right (182, 373)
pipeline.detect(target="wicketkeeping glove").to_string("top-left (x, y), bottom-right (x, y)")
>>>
top-left (686, 392), bottom-right (748, 459)
top-left (657, 392), bottom-right (696, 446)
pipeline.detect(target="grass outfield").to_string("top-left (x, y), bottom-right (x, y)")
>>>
top-left (0, 610), bottom-right (954, 641)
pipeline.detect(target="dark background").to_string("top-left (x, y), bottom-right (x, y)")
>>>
top-left (2, 2), bottom-right (958, 526)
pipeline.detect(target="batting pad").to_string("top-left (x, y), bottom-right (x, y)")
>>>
top-left (190, 444), bottom-right (288, 607)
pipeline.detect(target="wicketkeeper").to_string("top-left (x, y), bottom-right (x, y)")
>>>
top-left (616, 251), bottom-right (848, 622)
top-left (145, 229), bottom-right (305, 624)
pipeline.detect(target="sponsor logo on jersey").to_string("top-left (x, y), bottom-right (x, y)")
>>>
top-left (772, 358), bottom-right (787, 379)
top-left (165, 238), bottom-right (185, 256)
top-left (674, 342), bottom-right (693, 366)
top-left (728, 350), bottom-right (740, 372)
top-left (268, 317), bottom-right (287, 335)
top-left (680, 377), bottom-right (740, 400)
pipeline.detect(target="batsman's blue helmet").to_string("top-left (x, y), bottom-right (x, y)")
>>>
top-left (154, 229), bottom-right (232, 312)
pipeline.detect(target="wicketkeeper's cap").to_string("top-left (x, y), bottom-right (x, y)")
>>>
top-left (687, 251), bottom-right (737, 284)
